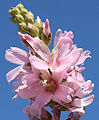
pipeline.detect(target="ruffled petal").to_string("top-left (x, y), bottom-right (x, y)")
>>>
top-left (52, 70), bottom-right (67, 84)
top-left (29, 55), bottom-right (49, 70)
top-left (71, 95), bottom-right (94, 107)
top-left (5, 47), bottom-right (28, 65)
top-left (24, 89), bottom-right (52, 115)
top-left (15, 81), bottom-right (42, 99)
top-left (6, 66), bottom-right (22, 82)
top-left (54, 29), bottom-right (73, 47)
top-left (22, 73), bottom-right (39, 85)
top-left (61, 48), bottom-right (83, 67)
top-left (76, 50), bottom-right (91, 65)
top-left (20, 33), bottom-right (52, 63)
top-left (52, 84), bottom-right (73, 104)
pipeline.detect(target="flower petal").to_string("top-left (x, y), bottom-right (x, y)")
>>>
top-left (5, 47), bottom-right (28, 65)
top-left (61, 48), bottom-right (83, 67)
top-left (6, 66), bottom-right (21, 82)
top-left (21, 33), bottom-right (52, 62)
top-left (22, 73), bottom-right (39, 85)
top-left (52, 84), bottom-right (73, 104)
top-left (76, 50), bottom-right (91, 65)
top-left (25, 89), bottom-right (52, 115)
top-left (54, 29), bottom-right (73, 47)
top-left (29, 55), bottom-right (49, 70)
top-left (15, 82), bottom-right (42, 99)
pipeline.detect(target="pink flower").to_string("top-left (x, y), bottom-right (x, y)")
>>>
top-left (18, 29), bottom-right (90, 73)
top-left (5, 47), bottom-right (30, 82)
top-left (14, 66), bottom-right (73, 116)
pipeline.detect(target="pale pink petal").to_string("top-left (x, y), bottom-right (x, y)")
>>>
top-left (52, 70), bottom-right (67, 84)
top-left (54, 37), bottom-right (73, 62)
top-left (52, 84), bottom-right (73, 104)
top-left (54, 29), bottom-right (62, 47)
top-left (21, 33), bottom-right (52, 62)
top-left (29, 56), bottom-right (49, 70)
top-left (76, 50), bottom-right (91, 65)
top-left (15, 82), bottom-right (42, 99)
top-left (61, 48), bottom-right (83, 67)
top-left (69, 107), bottom-right (85, 113)
top-left (81, 95), bottom-right (94, 107)
top-left (25, 89), bottom-right (52, 115)
top-left (22, 73), bottom-right (39, 85)
top-left (6, 66), bottom-right (22, 82)
top-left (5, 47), bottom-right (28, 65)
top-left (13, 80), bottom-right (22, 88)
top-left (71, 95), bottom-right (94, 107)
top-left (54, 29), bottom-right (73, 47)
top-left (54, 63), bottom-right (70, 73)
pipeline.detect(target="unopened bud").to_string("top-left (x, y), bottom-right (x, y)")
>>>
top-left (16, 3), bottom-right (24, 10)
top-left (43, 19), bottom-right (51, 36)
top-left (18, 22), bottom-right (27, 32)
top-left (36, 16), bottom-right (42, 25)
top-left (40, 32), bottom-right (51, 46)
top-left (34, 16), bottom-right (43, 32)
top-left (28, 23), bottom-right (39, 37)
top-left (10, 16), bottom-right (17, 24)
top-left (16, 14), bottom-right (24, 23)
top-left (9, 8), bottom-right (20, 15)
top-left (25, 12), bottom-right (34, 24)
top-left (21, 8), bottom-right (28, 15)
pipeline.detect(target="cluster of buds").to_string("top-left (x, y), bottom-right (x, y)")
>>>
top-left (9, 3), bottom-right (51, 46)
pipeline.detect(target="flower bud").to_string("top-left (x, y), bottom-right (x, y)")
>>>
top-left (43, 19), bottom-right (51, 36)
top-left (34, 16), bottom-right (43, 32)
top-left (25, 12), bottom-right (34, 24)
top-left (9, 8), bottom-right (20, 15)
top-left (28, 23), bottom-right (39, 37)
top-left (40, 32), bottom-right (51, 46)
top-left (16, 14), bottom-right (24, 23)
top-left (10, 16), bottom-right (18, 24)
top-left (21, 8), bottom-right (28, 15)
top-left (16, 3), bottom-right (24, 10)
top-left (18, 22), bottom-right (27, 32)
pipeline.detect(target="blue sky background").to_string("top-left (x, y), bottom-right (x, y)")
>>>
top-left (0, 0), bottom-right (98, 119)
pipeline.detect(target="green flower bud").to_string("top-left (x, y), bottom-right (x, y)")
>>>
top-left (10, 16), bottom-right (17, 24)
top-left (34, 16), bottom-right (43, 33)
top-left (28, 24), bottom-right (39, 37)
top-left (18, 22), bottom-right (27, 32)
top-left (40, 32), bottom-right (51, 46)
top-left (25, 12), bottom-right (34, 24)
top-left (16, 14), bottom-right (24, 23)
top-left (16, 3), bottom-right (24, 10)
top-left (9, 8), bottom-right (20, 15)
top-left (21, 8), bottom-right (28, 15)
top-left (34, 21), bottom-right (43, 33)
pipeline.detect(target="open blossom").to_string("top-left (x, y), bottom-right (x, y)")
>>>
top-left (6, 29), bottom-right (94, 118)
top-left (19, 29), bottom-right (91, 73)
top-left (14, 65), bottom-right (73, 115)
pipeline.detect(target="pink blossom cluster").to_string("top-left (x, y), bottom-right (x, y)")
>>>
top-left (5, 19), bottom-right (94, 119)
